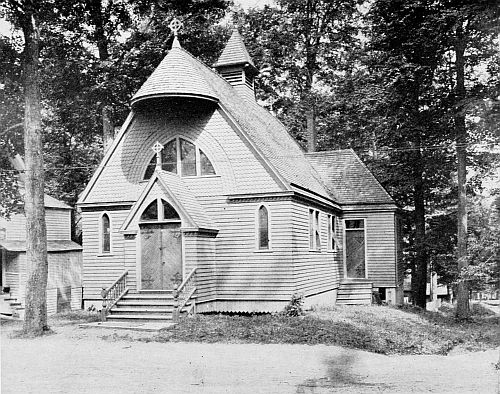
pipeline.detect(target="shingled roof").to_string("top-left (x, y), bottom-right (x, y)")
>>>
top-left (213, 28), bottom-right (258, 74)
top-left (131, 46), bottom-right (219, 106)
top-left (306, 150), bottom-right (395, 205)
top-left (128, 39), bottom-right (332, 201)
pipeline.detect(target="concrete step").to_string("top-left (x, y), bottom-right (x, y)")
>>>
top-left (107, 314), bottom-right (174, 323)
top-left (122, 294), bottom-right (175, 301)
top-left (117, 300), bottom-right (176, 307)
top-left (338, 288), bottom-right (372, 293)
top-left (339, 283), bottom-right (373, 289)
top-left (336, 299), bottom-right (372, 305)
top-left (337, 294), bottom-right (372, 299)
top-left (111, 307), bottom-right (174, 314)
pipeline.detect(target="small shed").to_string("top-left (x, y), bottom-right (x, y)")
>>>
top-left (0, 157), bottom-right (82, 318)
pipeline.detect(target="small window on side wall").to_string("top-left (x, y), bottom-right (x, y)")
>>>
top-left (258, 205), bottom-right (269, 250)
top-left (309, 209), bottom-right (321, 251)
top-left (101, 213), bottom-right (111, 253)
top-left (327, 214), bottom-right (337, 251)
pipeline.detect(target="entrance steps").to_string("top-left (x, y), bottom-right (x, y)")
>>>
top-left (336, 280), bottom-right (373, 305)
top-left (106, 291), bottom-right (192, 323)
top-left (0, 294), bottom-right (24, 319)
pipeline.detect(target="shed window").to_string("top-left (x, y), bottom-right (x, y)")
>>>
top-left (101, 213), bottom-right (111, 253)
top-left (143, 137), bottom-right (216, 180)
top-left (258, 205), bottom-right (269, 250)
top-left (309, 209), bottom-right (321, 250)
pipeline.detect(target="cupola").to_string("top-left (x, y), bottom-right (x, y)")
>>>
top-left (214, 29), bottom-right (258, 102)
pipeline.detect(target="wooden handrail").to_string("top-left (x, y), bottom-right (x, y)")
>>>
top-left (175, 268), bottom-right (197, 295)
top-left (101, 270), bottom-right (128, 299)
top-left (101, 270), bottom-right (129, 321)
top-left (178, 286), bottom-right (196, 311)
top-left (172, 268), bottom-right (197, 322)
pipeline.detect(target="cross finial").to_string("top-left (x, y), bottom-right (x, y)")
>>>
top-left (169, 18), bottom-right (183, 37)
top-left (152, 141), bottom-right (164, 169)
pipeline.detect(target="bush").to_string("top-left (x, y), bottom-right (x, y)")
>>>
top-left (282, 293), bottom-right (304, 317)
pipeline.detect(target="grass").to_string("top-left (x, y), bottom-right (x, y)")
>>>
top-left (147, 303), bottom-right (499, 355)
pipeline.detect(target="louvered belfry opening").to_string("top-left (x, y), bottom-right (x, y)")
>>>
top-left (214, 28), bottom-right (258, 102)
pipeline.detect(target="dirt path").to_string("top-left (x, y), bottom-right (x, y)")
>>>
top-left (1, 321), bottom-right (499, 393)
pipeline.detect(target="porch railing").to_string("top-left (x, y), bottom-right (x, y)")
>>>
top-left (172, 268), bottom-right (197, 321)
top-left (101, 271), bottom-right (129, 321)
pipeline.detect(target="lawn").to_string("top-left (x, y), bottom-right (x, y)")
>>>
top-left (148, 303), bottom-right (499, 355)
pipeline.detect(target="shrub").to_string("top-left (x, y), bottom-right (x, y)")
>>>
top-left (282, 293), bottom-right (304, 317)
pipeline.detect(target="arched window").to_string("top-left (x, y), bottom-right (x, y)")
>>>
top-left (162, 199), bottom-right (180, 220)
top-left (258, 205), bottom-right (269, 250)
top-left (140, 199), bottom-right (180, 222)
top-left (180, 139), bottom-right (196, 176)
top-left (101, 213), bottom-right (111, 253)
top-left (143, 137), bottom-right (216, 180)
top-left (200, 149), bottom-right (215, 175)
top-left (141, 201), bottom-right (158, 221)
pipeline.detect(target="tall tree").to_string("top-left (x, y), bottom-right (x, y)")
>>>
top-left (1, 0), bottom-right (49, 334)
top-left (238, 0), bottom-right (359, 151)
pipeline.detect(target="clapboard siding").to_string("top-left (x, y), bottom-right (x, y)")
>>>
top-left (3, 250), bottom-right (82, 315)
top-left (343, 211), bottom-right (397, 287)
top-left (184, 234), bottom-right (217, 303)
top-left (292, 201), bottom-right (340, 296)
top-left (46, 209), bottom-right (71, 240)
top-left (0, 208), bottom-right (70, 241)
top-left (84, 106), bottom-right (281, 204)
top-left (0, 215), bottom-right (26, 240)
top-left (197, 196), bottom-right (295, 300)
top-left (81, 209), bottom-right (130, 300)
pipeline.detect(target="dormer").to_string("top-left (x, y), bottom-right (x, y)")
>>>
top-left (214, 29), bottom-right (258, 102)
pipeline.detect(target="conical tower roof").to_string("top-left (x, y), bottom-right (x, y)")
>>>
top-left (131, 46), bottom-right (219, 107)
top-left (214, 29), bottom-right (258, 75)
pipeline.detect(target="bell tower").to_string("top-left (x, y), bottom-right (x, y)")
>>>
top-left (214, 29), bottom-right (258, 102)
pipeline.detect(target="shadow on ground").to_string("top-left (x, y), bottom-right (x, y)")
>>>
top-left (296, 350), bottom-right (391, 393)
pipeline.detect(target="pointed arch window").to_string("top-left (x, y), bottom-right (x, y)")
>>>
top-left (143, 137), bottom-right (216, 180)
top-left (101, 213), bottom-right (111, 254)
top-left (140, 198), bottom-right (180, 222)
top-left (162, 199), bottom-right (180, 220)
top-left (257, 205), bottom-right (270, 250)
top-left (141, 201), bottom-right (159, 221)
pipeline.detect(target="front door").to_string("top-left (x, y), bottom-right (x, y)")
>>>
top-left (140, 223), bottom-right (182, 290)
top-left (345, 219), bottom-right (366, 278)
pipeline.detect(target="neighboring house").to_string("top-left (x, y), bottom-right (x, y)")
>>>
top-left (0, 156), bottom-right (82, 318)
top-left (77, 27), bottom-right (403, 321)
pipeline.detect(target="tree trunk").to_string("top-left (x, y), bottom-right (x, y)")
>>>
top-left (411, 148), bottom-right (427, 308)
top-left (102, 105), bottom-right (114, 152)
top-left (454, 24), bottom-right (469, 319)
top-left (88, 0), bottom-right (109, 61)
top-left (306, 107), bottom-right (316, 152)
top-left (21, 9), bottom-right (49, 335)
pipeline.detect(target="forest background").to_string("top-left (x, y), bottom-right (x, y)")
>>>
top-left (0, 0), bottom-right (499, 319)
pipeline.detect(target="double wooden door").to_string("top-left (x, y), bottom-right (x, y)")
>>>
top-left (140, 223), bottom-right (182, 290)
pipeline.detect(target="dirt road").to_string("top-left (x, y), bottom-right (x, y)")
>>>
top-left (1, 322), bottom-right (499, 393)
